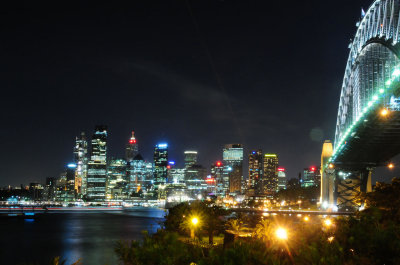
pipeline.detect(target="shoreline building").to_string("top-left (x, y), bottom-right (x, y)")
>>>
top-left (128, 154), bottom-right (153, 196)
top-left (106, 159), bottom-right (128, 200)
top-left (73, 132), bottom-right (88, 196)
top-left (87, 125), bottom-right (108, 201)
top-left (154, 143), bottom-right (168, 185)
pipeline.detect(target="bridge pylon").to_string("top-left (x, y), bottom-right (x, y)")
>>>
top-left (321, 140), bottom-right (373, 210)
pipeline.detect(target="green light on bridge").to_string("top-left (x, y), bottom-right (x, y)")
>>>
top-left (329, 63), bottom-right (400, 166)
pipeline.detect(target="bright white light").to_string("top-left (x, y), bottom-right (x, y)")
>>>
top-left (393, 69), bottom-right (400, 77)
top-left (275, 228), bottom-right (288, 240)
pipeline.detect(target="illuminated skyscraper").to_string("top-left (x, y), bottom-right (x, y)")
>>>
top-left (248, 149), bottom-right (263, 195)
top-left (302, 166), bottom-right (321, 188)
top-left (223, 144), bottom-right (243, 195)
top-left (106, 159), bottom-right (128, 200)
top-left (154, 143), bottom-right (168, 184)
top-left (211, 161), bottom-right (224, 196)
top-left (126, 131), bottom-right (139, 162)
top-left (128, 154), bottom-right (153, 194)
top-left (263, 154), bottom-right (278, 195)
top-left (184, 151), bottom-right (198, 169)
top-left (277, 167), bottom-right (286, 191)
top-left (66, 163), bottom-right (77, 200)
top-left (87, 125), bottom-right (108, 201)
top-left (73, 132), bottom-right (88, 196)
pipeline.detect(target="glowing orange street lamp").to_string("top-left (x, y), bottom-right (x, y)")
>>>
top-left (190, 217), bottom-right (199, 239)
top-left (380, 108), bottom-right (389, 117)
top-left (388, 163), bottom-right (395, 169)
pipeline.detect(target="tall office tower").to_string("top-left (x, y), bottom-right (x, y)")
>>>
top-left (66, 163), bottom-right (77, 200)
top-left (302, 166), bottom-right (321, 188)
top-left (184, 151), bottom-right (198, 169)
top-left (223, 144), bottom-right (243, 195)
top-left (74, 132), bottom-right (88, 196)
top-left (185, 164), bottom-right (207, 197)
top-left (126, 131), bottom-right (139, 162)
top-left (211, 161), bottom-right (224, 196)
top-left (106, 159), bottom-right (127, 200)
top-left (128, 154), bottom-right (153, 194)
top-left (168, 168), bottom-right (185, 183)
top-left (44, 177), bottom-right (56, 201)
top-left (277, 167), bottom-right (286, 191)
top-left (263, 154), bottom-right (279, 195)
top-left (87, 125), bottom-right (108, 201)
top-left (248, 150), bottom-right (263, 195)
top-left (154, 143), bottom-right (168, 185)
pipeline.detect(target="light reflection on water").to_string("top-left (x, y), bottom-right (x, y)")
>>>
top-left (0, 207), bottom-right (165, 265)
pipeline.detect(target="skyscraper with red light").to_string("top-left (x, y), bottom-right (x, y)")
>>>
top-left (211, 161), bottom-right (224, 196)
top-left (126, 131), bottom-right (139, 162)
top-left (277, 167), bottom-right (286, 191)
top-left (302, 166), bottom-right (321, 188)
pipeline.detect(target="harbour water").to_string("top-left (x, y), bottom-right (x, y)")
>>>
top-left (0, 207), bottom-right (166, 265)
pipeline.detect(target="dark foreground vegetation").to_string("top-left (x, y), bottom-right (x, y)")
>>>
top-left (115, 179), bottom-right (400, 265)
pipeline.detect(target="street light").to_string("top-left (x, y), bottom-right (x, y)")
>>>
top-left (388, 163), bottom-right (394, 169)
top-left (324, 218), bottom-right (332, 227)
top-left (380, 108), bottom-right (389, 117)
top-left (275, 227), bottom-right (288, 240)
top-left (190, 217), bottom-right (199, 239)
top-left (304, 216), bottom-right (309, 222)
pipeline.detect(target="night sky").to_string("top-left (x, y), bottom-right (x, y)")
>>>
top-left (3, 0), bottom-right (396, 186)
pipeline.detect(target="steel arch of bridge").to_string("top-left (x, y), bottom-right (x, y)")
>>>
top-left (333, 0), bottom-right (400, 162)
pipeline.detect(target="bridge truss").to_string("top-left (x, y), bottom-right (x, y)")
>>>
top-left (323, 0), bottom-right (400, 209)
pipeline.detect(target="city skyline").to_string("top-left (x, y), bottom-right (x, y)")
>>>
top-left (3, 0), bottom-right (398, 186)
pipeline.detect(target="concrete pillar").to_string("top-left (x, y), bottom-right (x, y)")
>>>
top-left (321, 140), bottom-right (333, 205)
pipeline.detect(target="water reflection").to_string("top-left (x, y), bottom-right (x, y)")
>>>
top-left (0, 208), bottom-right (164, 265)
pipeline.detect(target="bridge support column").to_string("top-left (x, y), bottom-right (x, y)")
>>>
top-left (320, 140), bottom-right (333, 208)
top-left (321, 167), bottom-right (335, 208)
top-left (360, 168), bottom-right (372, 193)
top-left (336, 168), bottom-right (372, 210)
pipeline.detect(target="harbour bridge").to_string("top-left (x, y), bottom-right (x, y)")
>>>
top-left (321, 0), bottom-right (400, 209)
